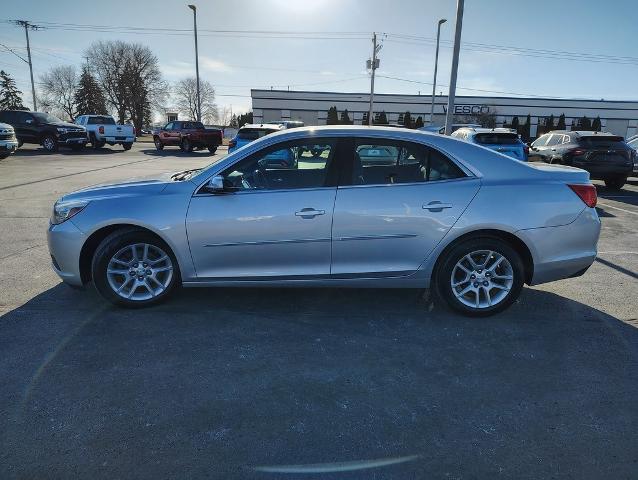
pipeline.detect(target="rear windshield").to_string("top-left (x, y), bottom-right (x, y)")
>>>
top-left (87, 116), bottom-right (115, 125)
top-left (578, 136), bottom-right (625, 147)
top-left (237, 128), bottom-right (278, 140)
top-left (474, 133), bottom-right (520, 145)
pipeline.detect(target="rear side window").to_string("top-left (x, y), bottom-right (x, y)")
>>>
top-left (352, 139), bottom-right (465, 186)
top-left (532, 134), bottom-right (549, 147)
top-left (87, 116), bottom-right (115, 125)
top-left (237, 128), bottom-right (278, 140)
top-left (545, 134), bottom-right (563, 146)
top-left (474, 133), bottom-right (519, 145)
top-left (578, 136), bottom-right (625, 148)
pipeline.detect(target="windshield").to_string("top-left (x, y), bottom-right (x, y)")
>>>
top-left (87, 116), bottom-right (115, 125)
top-left (474, 133), bottom-right (520, 145)
top-left (32, 112), bottom-right (64, 124)
top-left (237, 128), bottom-right (278, 140)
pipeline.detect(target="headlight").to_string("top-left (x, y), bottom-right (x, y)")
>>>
top-left (51, 199), bottom-right (89, 225)
top-left (57, 127), bottom-right (70, 134)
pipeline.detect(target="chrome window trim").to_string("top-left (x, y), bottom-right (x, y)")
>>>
top-left (336, 176), bottom-right (478, 190)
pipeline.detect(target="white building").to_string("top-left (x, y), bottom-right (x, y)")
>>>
top-left (252, 89), bottom-right (638, 138)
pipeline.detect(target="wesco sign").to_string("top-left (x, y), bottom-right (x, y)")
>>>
top-left (442, 104), bottom-right (491, 114)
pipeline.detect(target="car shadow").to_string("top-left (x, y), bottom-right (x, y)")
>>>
top-left (594, 181), bottom-right (638, 208)
top-left (1, 285), bottom-right (637, 479)
top-left (140, 148), bottom-right (217, 158)
top-left (13, 147), bottom-right (124, 156)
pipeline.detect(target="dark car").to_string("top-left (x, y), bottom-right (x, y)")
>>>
top-left (0, 110), bottom-right (88, 152)
top-left (626, 135), bottom-right (638, 177)
top-left (153, 121), bottom-right (222, 154)
top-left (528, 130), bottom-right (633, 189)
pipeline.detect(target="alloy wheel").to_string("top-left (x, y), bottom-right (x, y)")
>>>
top-left (106, 243), bottom-right (173, 301)
top-left (450, 250), bottom-right (514, 309)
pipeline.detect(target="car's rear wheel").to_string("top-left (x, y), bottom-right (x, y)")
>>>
top-left (208, 146), bottom-right (217, 154)
top-left (42, 135), bottom-right (58, 152)
top-left (180, 138), bottom-right (193, 152)
top-left (604, 176), bottom-right (626, 190)
top-left (122, 142), bottom-right (133, 150)
top-left (153, 137), bottom-right (164, 150)
top-left (436, 237), bottom-right (524, 317)
top-left (92, 229), bottom-right (180, 308)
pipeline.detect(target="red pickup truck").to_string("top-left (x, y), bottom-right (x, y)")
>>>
top-left (153, 120), bottom-right (223, 154)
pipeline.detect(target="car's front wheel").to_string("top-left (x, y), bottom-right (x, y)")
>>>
top-left (208, 146), bottom-right (217, 154)
top-left (436, 237), bottom-right (524, 317)
top-left (153, 137), bottom-right (164, 150)
top-left (92, 229), bottom-right (179, 308)
top-left (42, 135), bottom-right (58, 152)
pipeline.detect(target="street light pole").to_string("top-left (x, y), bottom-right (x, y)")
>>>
top-left (429, 18), bottom-right (446, 125)
top-left (444, 0), bottom-right (464, 135)
top-left (188, 5), bottom-right (201, 122)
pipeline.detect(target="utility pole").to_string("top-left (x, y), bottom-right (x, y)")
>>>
top-left (187, 5), bottom-right (201, 122)
top-left (444, 0), bottom-right (464, 135)
top-left (12, 20), bottom-right (39, 111)
top-left (367, 32), bottom-right (380, 126)
top-left (430, 18), bottom-right (447, 125)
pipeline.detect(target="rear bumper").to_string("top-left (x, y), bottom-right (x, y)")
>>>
top-left (572, 161), bottom-right (632, 178)
top-left (517, 207), bottom-right (601, 286)
top-left (103, 136), bottom-right (135, 143)
top-left (47, 220), bottom-right (86, 287)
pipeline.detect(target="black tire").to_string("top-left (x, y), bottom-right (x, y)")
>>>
top-left (42, 135), bottom-right (58, 152)
top-left (604, 177), bottom-right (626, 190)
top-left (180, 138), bottom-right (193, 153)
top-left (90, 134), bottom-right (105, 149)
top-left (0, 152), bottom-right (10, 160)
top-left (153, 137), bottom-right (164, 151)
top-left (17, 139), bottom-right (23, 148)
top-left (208, 146), bottom-right (217, 154)
top-left (435, 236), bottom-right (525, 317)
top-left (92, 228), bottom-right (180, 308)
top-left (122, 142), bottom-right (133, 151)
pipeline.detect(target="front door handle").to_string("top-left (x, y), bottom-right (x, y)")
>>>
top-left (295, 208), bottom-right (326, 219)
top-left (423, 201), bottom-right (453, 212)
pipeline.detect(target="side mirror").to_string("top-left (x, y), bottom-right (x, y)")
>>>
top-left (204, 175), bottom-right (229, 193)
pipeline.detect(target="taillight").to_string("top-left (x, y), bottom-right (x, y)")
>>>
top-left (523, 145), bottom-right (529, 156)
top-left (568, 184), bottom-right (597, 208)
top-left (98, 125), bottom-right (104, 134)
top-left (228, 138), bottom-right (236, 148)
top-left (567, 148), bottom-right (586, 156)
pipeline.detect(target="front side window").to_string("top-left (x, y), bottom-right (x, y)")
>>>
top-left (352, 139), bottom-right (465, 186)
top-left (164, 122), bottom-right (173, 130)
top-left (31, 112), bottom-right (62, 124)
top-left (220, 139), bottom-right (337, 191)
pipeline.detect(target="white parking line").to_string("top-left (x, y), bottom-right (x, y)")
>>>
top-left (597, 202), bottom-right (638, 216)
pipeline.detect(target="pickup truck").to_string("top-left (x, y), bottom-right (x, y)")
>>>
top-left (75, 115), bottom-right (135, 150)
top-left (153, 121), bottom-right (223, 154)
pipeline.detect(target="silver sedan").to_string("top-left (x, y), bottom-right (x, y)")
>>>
top-left (47, 126), bottom-right (600, 316)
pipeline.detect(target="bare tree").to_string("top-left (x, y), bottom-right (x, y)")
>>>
top-left (39, 65), bottom-right (78, 121)
top-left (85, 41), bottom-right (164, 130)
top-left (173, 77), bottom-right (218, 124)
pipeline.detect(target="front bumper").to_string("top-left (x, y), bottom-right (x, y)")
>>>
top-left (0, 139), bottom-right (18, 152)
top-left (47, 220), bottom-right (87, 286)
top-left (517, 207), bottom-right (601, 286)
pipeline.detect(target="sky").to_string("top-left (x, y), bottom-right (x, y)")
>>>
top-left (0, 0), bottom-right (636, 119)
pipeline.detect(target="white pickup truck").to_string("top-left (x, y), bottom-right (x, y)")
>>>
top-left (75, 115), bottom-right (135, 150)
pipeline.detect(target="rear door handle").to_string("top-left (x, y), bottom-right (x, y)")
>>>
top-left (423, 201), bottom-right (453, 212)
top-left (295, 208), bottom-right (326, 219)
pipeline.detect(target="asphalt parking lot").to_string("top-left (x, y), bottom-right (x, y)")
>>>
top-left (1, 141), bottom-right (637, 479)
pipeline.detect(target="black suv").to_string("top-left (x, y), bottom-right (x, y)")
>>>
top-left (529, 130), bottom-right (634, 189)
top-left (0, 110), bottom-right (88, 152)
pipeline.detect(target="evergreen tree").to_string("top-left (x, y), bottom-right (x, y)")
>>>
top-left (326, 106), bottom-right (339, 125)
top-left (592, 116), bottom-right (602, 132)
top-left (557, 113), bottom-right (566, 130)
top-left (546, 114), bottom-right (555, 132)
top-left (74, 65), bottom-right (108, 115)
top-left (0, 70), bottom-right (26, 110)
top-left (578, 116), bottom-right (592, 130)
top-left (511, 116), bottom-right (520, 133)
top-left (340, 109), bottom-right (352, 125)
top-left (414, 116), bottom-right (424, 129)
top-left (402, 111), bottom-right (413, 128)
top-left (521, 114), bottom-right (531, 141)
top-left (374, 111), bottom-right (388, 125)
